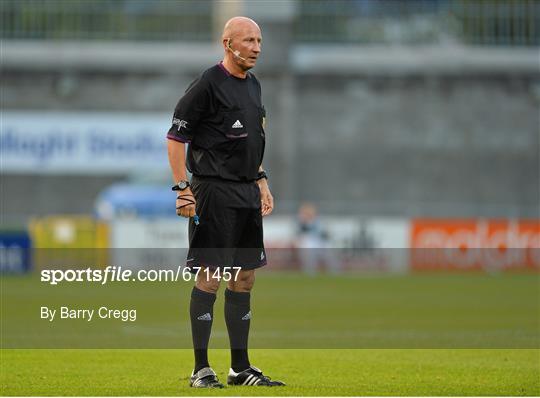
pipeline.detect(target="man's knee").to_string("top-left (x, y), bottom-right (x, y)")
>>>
top-left (195, 267), bottom-right (221, 293)
top-left (228, 269), bottom-right (255, 292)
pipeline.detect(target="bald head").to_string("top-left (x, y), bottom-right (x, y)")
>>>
top-left (221, 16), bottom-right (262, 73)
top-left (222, 16), bottom-right (260, 40)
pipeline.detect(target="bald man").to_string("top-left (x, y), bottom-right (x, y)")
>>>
top-left (166, 17), bottom-right (284, 388)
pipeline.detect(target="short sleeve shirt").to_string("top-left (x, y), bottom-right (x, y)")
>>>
top-left (167, 63), bottom-right (266, 182)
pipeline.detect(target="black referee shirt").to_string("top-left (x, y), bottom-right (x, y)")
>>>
top-left (167, 62), bottom-right (266, 182)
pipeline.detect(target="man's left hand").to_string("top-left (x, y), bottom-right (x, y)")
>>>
top-left (257, 179), bottom-right (274, 217)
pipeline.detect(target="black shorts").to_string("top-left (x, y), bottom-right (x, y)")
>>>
top-left (186, 175), bottom-right (267, 272)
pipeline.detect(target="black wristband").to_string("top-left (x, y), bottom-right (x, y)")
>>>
top-left (256, 171), bottom-right (268, 181)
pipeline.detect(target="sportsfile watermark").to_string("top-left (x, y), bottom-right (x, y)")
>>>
top-left (1, 248), bottom-right (538, 349)
top-left (40, 265), bottom-right (242, 285)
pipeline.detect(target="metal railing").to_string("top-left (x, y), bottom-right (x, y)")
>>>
top-left (0, 0), bottom-right (213, 41)
top-left (452, 0), bottom-right (540, 45)
top-left (295, 0), bottom-right (539, 45)
top-left (0, 0), bottom-right (538, 45)
top-left (295, 0), bottom-right (453, 44)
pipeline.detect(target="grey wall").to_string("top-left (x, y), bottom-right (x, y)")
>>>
top-left (293, 73), bottom-right (539, 217)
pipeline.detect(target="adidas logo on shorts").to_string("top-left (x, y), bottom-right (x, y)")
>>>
top-left (197, 313), bottom-right (212, 321)
top-left (232, 120), bottom-right (243, 128)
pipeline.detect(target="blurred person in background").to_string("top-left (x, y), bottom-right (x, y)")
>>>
top-left (296, 202), bottom-right (340, 275)
top-left (167, 16), bottom-right (284, 389)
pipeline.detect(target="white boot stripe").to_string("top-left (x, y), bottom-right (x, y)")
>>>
top-left (254, 379), bottom-right (261, 386)
top-left (243, 374), bottom-right (253, 385)
top-left (249, 377), bottom-right (258, 386)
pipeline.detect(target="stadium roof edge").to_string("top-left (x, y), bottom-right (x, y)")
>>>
top-left (1, 40), bottom-right (222, 73)
top-left (2, 40), bottom-right (538, 75)
top-left (292, 44), bottom-right (540, 75)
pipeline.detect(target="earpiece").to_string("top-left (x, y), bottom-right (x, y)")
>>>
top-left (226, 38), bottom-right (246, 61)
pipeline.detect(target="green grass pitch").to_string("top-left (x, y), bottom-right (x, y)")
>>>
top-left (1, 272), bottom-right (539, 395)
top-left (1, 348), bottom-right (539, 395)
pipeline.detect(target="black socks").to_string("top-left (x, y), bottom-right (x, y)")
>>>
top-left (224, 288), bottom-right (251, 372)
top-left (190, 287), bottom-right (252, 373)
top-left (190, 287), bottom-right (216, 373)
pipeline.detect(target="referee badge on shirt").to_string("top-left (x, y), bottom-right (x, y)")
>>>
top-left (260, 106), bottom-right (267, 129)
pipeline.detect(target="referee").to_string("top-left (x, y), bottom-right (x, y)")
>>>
top-left (166, 17), bottom-right (284, 388)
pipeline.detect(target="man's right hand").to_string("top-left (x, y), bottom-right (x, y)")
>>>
top-left (176, 187), bottom-right (196, 218)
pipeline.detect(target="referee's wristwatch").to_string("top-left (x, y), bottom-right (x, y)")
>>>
top-left (172, 180), bottom-right (190, 191)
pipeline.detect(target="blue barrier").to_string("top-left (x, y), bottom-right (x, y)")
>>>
top-left (0, 231), bottom-right (32, 273)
